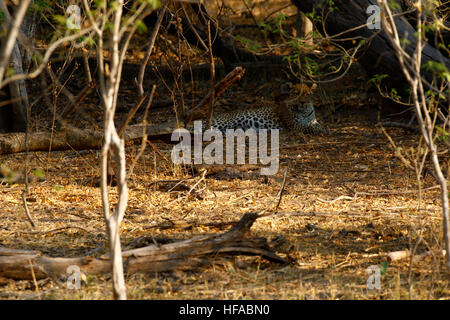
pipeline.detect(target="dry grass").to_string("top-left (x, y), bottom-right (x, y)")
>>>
top-left (0, 106), bottom-right (449, 300)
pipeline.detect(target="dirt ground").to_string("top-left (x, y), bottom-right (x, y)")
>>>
top-left (0, 102), bottom-right (449, 299)
top-left (0, 1), bottom-right (449, 300)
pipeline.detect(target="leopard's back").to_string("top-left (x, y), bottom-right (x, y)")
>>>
top-left (207, 101), bottom-right (327, 134)
top-left (209, 102), bottom-right (281, 132)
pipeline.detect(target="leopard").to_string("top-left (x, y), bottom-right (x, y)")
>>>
top-left (203, 84), bottom-right (328, 135)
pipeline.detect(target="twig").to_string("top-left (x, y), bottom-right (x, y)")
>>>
top-left (118, 92), bottom-right (148, 136)
top-left (16, 226), bottom-right (89, 235)
top-left (187, 66), bottom-right (245, 122)
top-left (143, 210), bottom-right (327, 231)
top-left (205, 20), bottom-right (216, 129)
top-left (28, 259), bottom-right (40, 299)
top-left (46, 64), bottom-right (75, 105)
top-left (185, 169), bottom-right (207, 200)
top-left (21, 190), bottom-right (36, 228)
top-left (180, 3), bottom-right (208, 51)
top-left (258, 168), bottom-right (288, 217)
top-left (148, 177), bottom-right (195, 187)
top-left (82, 50), bottom-right (92, 83)
top-left (351, 185), bottom-right (440, 196)
top-left (381, 121), bottom-right (419, 132)
top-left (129, 84), bottom-right (156, 176)
top-left (275, 169), bottom-right (288, 211)
top-left (61, 81), bottom-right (95, 120)
top-left (377, 122), bottom-right (414, 169)
top-left (317, 195), bottom-right (356, 203)
top-left (147, 139), bottom-right (171, 164)
top-left (136, 2), bottom-right (168, 96)
top-left (22, 72), bottom-right (35, 227)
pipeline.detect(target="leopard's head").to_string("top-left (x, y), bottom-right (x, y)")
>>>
top-left (279, 83), bottom-right (329, 134)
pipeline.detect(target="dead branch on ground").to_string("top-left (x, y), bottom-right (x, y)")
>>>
top-left (0, 213), bottom-right (286, 280)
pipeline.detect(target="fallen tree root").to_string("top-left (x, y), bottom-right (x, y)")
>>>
top-left (0, 213), bottom-right (286, 280)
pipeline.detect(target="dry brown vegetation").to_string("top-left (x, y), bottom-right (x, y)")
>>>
top-left (1, 102), bottom-right (449, 299)
top-left (0, 0), bottom-right (449, 300)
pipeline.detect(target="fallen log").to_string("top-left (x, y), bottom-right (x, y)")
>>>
top-left (0, 67), bottom-right (246, 155)
top-left (0, 213), bottom-right (286, 280)
top-left (0, 122), bottom-right (180, 155)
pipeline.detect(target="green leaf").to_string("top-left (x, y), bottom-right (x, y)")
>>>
top-left (135, 19), bottom-right (147, 34)
top-left (5, 67), bottom-right (15, 77)
top-left (53, 14), bottom-right (67, 26)
top-left (0, 9), bottom-right (6, 24)
top-left (53, 185), bottom-right (63, 192)
top-left (33, 168), bottom-right (45, 179)
top-left (436, 126), bottom-right (449, 142)
top-left (368, 73), bottom-right (389, 84)
top-left (380, 261), bottom-right (389, 275)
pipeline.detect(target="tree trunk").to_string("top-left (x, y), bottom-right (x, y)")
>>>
top-left (0, 0), bottom-right (35, 133)
top-left (291, 0), bottom-right (450, 93)
top-left (297, 10), bottom-right (313, 46)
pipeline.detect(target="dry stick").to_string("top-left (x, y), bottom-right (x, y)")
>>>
top-left (274, 169), bottom-right (288, 212)
top-left (317, 195), bottom-right (356, 203)
top-left (205, 20), bottom-right (216, 129)
top-left (21, 65), bottom-right (35, 228)
top-left (172, 6), bottom-right (186, 123)
top-left (147, 177), bottom-right (195, 187)
top-left (28, 259), bottom-right (40, 299)
top-left (136, 2), bottom-right (168, 97)
top-left (16, 226), bottom-right (89, 235)
top-left (62, 81), bottom-right (95, 120)
top-left (129, 85), bottom-right (156, 176)
top-left (185, 169), bottom-right (207, 201)
top-left (188, 66), bottom-right (245, 122)
top-left (21, 191), bottom-right (36, 228)
top-left (381, 121), bottom-right (419, 132)
top-left (0, 213), bottom-right (285, 281)
top-left (146, 140), bottom-right (171, 164)
top-left (180, 3), bottom-right (208, 51)
top-left (377, 123), bottom-right (414, 170)
top-left (46, 64), bottom-right (76, 105)
top-left (117, 92), bottom-right (148, 136)
top-left (258, 168), bottom-right (288, 217)
top-left (0, 96), bottom-right (23, 107)
top-left (82, 50), bottom-right (92, 83)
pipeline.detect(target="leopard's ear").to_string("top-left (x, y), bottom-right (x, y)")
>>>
top-left (290, 83), bottom-right (317, 96)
